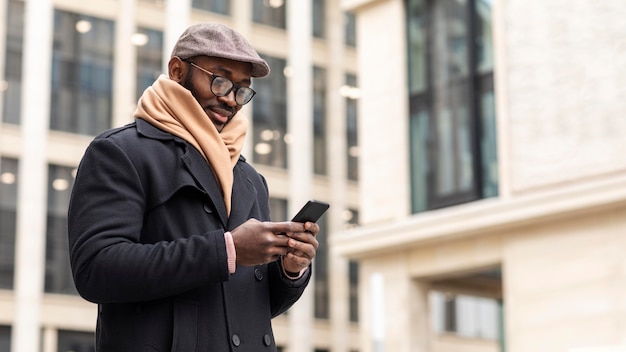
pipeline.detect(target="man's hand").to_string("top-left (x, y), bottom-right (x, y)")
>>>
top-left (229, 219), bottom-right (319, 271)
top-left (281, 221), bottom-right (319, 274)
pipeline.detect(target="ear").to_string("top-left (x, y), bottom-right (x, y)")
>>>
top-left (168, 56), bottom-right (186, 82)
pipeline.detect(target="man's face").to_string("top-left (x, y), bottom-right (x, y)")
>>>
top-left (178, 56), bottom-right (253, 132)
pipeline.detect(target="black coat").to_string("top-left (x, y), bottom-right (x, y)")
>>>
top-left (68, 119), bottom-right (310, 352)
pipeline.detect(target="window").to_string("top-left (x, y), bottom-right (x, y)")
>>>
top-left (345, 208), bottom-right (360, 322)
top-left (430, 291), bottom-right (501, 340)
top-left (313, 66), bottom-right (327, 175)
top-left (57, 330), bottom-right (94, 352)
top-left (348, 260), bottom-right (359, 322)
top-left (312, 0), bottom-right (326, 38)
top-left (344, 12), bottom-right (357, 47)
top-left (345, 74), bottom-right (359, 181)
top-left (0, 158), bottom-right (18, 289)
top-left (136, 27), bottom-right (163, 100)
top-left (45, 164), bottom-right (76, 294)
top-left (51, 10), bottom-right (114, 136)
top-left (406, 0), bottom-right (497, 212)
top-left (252, 55), bottom-right (288, 168)
top-left (0, 326), bottom-right (10, 351)
top-left (1, 0), bottom-right (24, 125)
top-left (269, 197), bottom-right (288, 221)
top-left (252, 0), bottom-right (286, 29)
top-left (313, 214), bottom-right (329, 319)
top-left (192, 0), bottom-right (230, 15)
top-left (343, 208), bottom-right (359, 230)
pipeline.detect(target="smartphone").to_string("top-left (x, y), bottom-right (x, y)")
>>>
top-left (291, 200), bottom-right (330, 223)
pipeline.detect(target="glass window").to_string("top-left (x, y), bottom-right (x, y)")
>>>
top-left (2, 0), bottom-right (25, 125)
top-left (348, 260), bottom-right (359, 322)
top-left (343, 208), bottom-right (359, 230)
top-left (252, 0), bottom-right (286, 29)
top-left (136, 27), bottom-right (163, 100)
top-left (269, 197), bottom-right (288, 221)
top-left (50, 10), bottom-right (114, 136)
top-left (430, 291), bottom-right (501, 340)
top-left (57, 330), bottom-right (94, 352)
top-left (0, 326), bottom-right (10, 351)
top-left (192, 0), bottom-right (230, 15)
top-left (312, 0), bottom-right (326, 38)
top-left (344, 208), bottom-right (359, 322)
top-left (344, 12), bottom-right (356, 47)
top-left (45, 164), bottom-right (76, 294)
top-left (407, 0), bottom-right (497, 212)
top-left (313, 213), bottom-right (329, 319)
top-left (313, 66), bottom-right (327, 175)
top-left (0, 158), bottom-right (18, 289)
top-left (345, 74), bottom-right (359, 181)
top-left (252, 55), bottom-right (288, 168)
top-left (476, 0), bottom-right (498, 198)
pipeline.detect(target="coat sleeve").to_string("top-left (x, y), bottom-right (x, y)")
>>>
top-left (268, 260), bottom-right (312, 317)
top-left (68, 137), bottom-right (230, 304)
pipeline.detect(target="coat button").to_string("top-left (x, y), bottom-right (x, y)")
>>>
top-left (231, 334), bottom-right (240, 346)
top-left (254, 267), bottom-right (263, 281)
top-left (263, 334), bottom-right (272, 346)
top-left (203, 203), bottom-right (213, 213)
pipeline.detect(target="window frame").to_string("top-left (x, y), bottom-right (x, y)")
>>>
top-left (407, 0), bottom-right (497, 212)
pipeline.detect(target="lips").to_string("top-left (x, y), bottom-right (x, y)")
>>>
top-left (207, 106), bottom-right (233, 125)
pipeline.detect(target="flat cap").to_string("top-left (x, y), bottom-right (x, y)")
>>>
top-left (171, 23), bottom-right (270, 78)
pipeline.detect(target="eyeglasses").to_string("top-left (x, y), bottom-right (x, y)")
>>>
top-left (186, 61), bottom-right (256, 105)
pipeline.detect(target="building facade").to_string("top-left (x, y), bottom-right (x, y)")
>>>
top-left (0, 0), bottom-right (362, 351)
top-left (334, 0), bottom-right (626, 352)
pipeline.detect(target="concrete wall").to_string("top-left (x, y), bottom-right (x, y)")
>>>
top-left (504, 205), bottom-right (626, 352)
top-left (496, 0), bottom-right (626, 194)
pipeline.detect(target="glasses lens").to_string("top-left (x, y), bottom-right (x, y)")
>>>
top-left (236, 88), bottom-right (255, 105)
top-left (210, 76), bottom-right (234, 96)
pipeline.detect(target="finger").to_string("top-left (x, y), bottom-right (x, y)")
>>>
top-left (284, 252), bottom-right (311, 268)
top-left (266, 221), bottom-right (306, 235)
top-left (287, 233), bottom-right (319, 249)
top-left (303, 222), bottom-right (320, 235)
top-left (287, 239), bottom-right (315, 259)
top-left (286, 245), bottom-right (305, 257)
top-left (269, 246), bottom-right (291, 263)
top-left (271, 233), bottom-right (291, 246)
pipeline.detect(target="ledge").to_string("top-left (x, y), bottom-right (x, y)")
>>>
top-left (341, 0), bottom-right (377, 11)
top-left (331, 173), bottom-right (626, 259)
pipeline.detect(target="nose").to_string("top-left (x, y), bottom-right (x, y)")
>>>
top-left (218, 90), bottom-right (238, 107)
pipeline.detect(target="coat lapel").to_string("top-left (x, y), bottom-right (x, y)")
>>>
top-left (227, 163), bottom-right (258, 229)
top-left (181, 148), bottom-right (229, 228)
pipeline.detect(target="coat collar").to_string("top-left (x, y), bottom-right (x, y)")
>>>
top-left (136, 118), bottom-right (178, 141)
top-left (135, 119), bottom-right (256, 229)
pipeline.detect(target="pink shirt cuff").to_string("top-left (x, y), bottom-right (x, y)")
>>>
top-left (224, 231), bottom-right (236, 274)
top-left (280, 256), bottom-right (307, 280)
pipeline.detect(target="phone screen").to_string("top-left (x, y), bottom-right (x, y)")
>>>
top-left (291, 200), bottom-right (330, 223)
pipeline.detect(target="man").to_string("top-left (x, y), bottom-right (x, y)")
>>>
top-left (68, 23), bottom-right (319, 352)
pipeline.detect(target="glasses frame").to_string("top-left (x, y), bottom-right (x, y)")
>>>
top-left (185, 60), bottom-right (256, 105)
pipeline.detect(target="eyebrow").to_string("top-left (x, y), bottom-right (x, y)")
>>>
top-left (212, 65), bottom-right (252, 85)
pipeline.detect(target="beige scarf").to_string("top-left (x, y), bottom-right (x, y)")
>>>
top-left (134, 74), bottom-right (247, 215)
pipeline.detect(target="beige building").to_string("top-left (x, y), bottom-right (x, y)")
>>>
top-left (0, 0), bottom-right (361, 351)
top-left (334, 0), bottom-right (626, 352)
